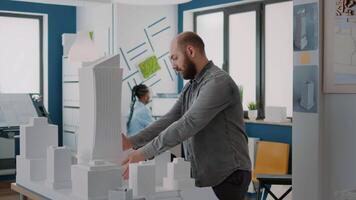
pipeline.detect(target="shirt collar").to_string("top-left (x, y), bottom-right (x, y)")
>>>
top-left (191, 61), bottom-right (213, 84)
top-left (135, 101), bottom-right (145, 108)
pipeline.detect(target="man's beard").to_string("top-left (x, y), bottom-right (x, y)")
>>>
top-left (182, 56), bottom-right (197, 80)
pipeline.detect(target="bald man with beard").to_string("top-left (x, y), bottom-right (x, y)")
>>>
top-left (122, 32), bottom-right (251, 200)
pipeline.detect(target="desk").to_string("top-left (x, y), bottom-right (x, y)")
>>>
top-left (10, 182), bottom-right (217, 200)
top-left (256, 174), bottom-right (292, 200)
top-left (11, 183), bottom-right (47, 200)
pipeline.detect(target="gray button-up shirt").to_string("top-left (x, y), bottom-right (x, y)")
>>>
top-left (130, 61), bottom-right (251, 187)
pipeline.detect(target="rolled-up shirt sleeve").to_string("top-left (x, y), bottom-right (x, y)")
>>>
top-left (139, 76), bottom-right (233, 159)
top-left (129, 93), bottom-right (184, 149)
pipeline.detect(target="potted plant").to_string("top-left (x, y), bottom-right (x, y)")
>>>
top-left (247, 102), bottom-right (258, 120)
top-left (238, 85), bottom-right (243, 103)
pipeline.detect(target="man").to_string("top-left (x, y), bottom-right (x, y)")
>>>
top-left (122, 31), bottom-right (251, 200)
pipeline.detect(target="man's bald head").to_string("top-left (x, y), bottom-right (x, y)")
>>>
top-left (170, 32), bottom-right (209, 80)
top-left (174, 31), bottom-right (206, 55)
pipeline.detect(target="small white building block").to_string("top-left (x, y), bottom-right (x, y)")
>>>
top-left (108, 187), bottom-right (133, 200)
top-left (16, 156), bottom-right (46, 181)
top-left (129, 161), bottom-right (155, 197)
top-left (16, 117), bottom-right (58, 182)
top-left (46, 146), bottom-right (72, 189)
top-left (71, 160), bottom-right (122, 200)
top-left (20, 117), bottom-right (58, 159)
top-left (163, 158), bottom-right (195, 190)
top-left (154, 151), bottom-right (171, 186)
top-left (166, 158), bottom-right (191, 179)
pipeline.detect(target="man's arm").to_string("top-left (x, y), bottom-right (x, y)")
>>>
top-left (128, 93), bottom-right (184, 149)
top-left (139, 76), bottom-right (234, 159)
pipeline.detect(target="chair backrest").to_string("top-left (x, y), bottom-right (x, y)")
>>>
top-left (253, 141), bottom-right (290, 178)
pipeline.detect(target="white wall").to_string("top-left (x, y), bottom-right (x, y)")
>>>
top-left (115, 3), bottom-right (178, 131)
top-left (323, 95), bottom-right (356, 199)
top-left (292, 1), bottom-right (322, 200)
top-left (292, 113), bottom-right (321, 200)
top-left (75, 3), bottom-right (178, 133)
top-left (76, 3), bottom-right (114, 55)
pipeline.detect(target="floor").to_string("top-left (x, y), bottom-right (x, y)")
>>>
top-left (0, 181), bottom-right (19, 200)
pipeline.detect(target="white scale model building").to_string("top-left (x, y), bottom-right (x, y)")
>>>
top-left (16, 54), bottom-right (217, 200)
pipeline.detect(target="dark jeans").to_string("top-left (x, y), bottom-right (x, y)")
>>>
top-left (212, 169), bottom-right (251, 200)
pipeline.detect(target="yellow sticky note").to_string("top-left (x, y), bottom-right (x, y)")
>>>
top-left (300, 52), bottom-right (311, 64)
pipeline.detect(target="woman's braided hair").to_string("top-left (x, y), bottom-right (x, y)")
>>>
top-left (127, 84), bottom-right (149, 127)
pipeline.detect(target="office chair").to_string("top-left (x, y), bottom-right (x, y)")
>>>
top-left (252, 141), bottom-right (291, 200)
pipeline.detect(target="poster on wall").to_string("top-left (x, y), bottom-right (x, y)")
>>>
top-left (119, 15), bottom-right (176, 92)
top-left (293, 3), bottom-right (318, 51)
top-left (324, 0), bottom-right (356, 93)
top-left (293, 65), bottom-right (318, 113)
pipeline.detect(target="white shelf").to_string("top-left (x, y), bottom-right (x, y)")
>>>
top-left (62, 34), bottom-right (81, 153)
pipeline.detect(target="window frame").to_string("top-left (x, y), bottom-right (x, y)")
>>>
top-left (0, 12), bottom-right (44, 95)
top-left (193, 0), bottom-right (292, 119)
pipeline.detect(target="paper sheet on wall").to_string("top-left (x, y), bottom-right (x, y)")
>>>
top-left (334, 0), bottom-right (356, 85)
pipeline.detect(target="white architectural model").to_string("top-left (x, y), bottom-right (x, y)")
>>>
top-left (129, 161), bottom-right (156, 197)
top-left (300, 81), bottom-right (314, 110)
top-left (46, 146), bottom-right (72, 189)
top-left (71, 54), bottom-right (123, 200)
top-left (16, 117), bottom-right (58, 181)
top-left (154, 151), bottom-right (171, 186)
top-left (77, 54), bottom-right (123, 164)
top-left (71, 161), bottom-right (122, 200)
top-left (15, 52), bottom-right (217, 199)
top-left (163, 158), bottom-right (195, 190)
top-left (108, 187), bottom-right (133, 200)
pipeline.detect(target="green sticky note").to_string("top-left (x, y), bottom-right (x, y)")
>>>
top-left (89, 31), bottom-right (94, 41)
top-left (138, 55), bottom-right (161, 79)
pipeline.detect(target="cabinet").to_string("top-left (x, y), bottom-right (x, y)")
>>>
top-left (62, 33), bottom-right (79, 152)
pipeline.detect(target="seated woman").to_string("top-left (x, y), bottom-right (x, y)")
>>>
top-left (126, 84), bottom-right (154, 136)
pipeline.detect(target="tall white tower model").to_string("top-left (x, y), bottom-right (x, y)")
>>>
top-left (71, 54), bottom-right (123, 200)
top-left (300, 80), bottom-right (314, 110)
top-left (77, 54), bottom-right (123, 163)
top-left (294, 8), bottom-right (308, 50)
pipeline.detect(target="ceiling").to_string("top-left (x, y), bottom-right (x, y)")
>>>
top-left (13, 0), bottom-right (191, 6)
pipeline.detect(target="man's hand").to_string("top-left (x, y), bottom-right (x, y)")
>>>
top-left (121, 150), bottom-right (145, 180)
top-left (122, 133), bottom-right (133, 151)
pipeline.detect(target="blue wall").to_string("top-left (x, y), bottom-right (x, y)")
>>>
top-left (246, 123), bottom-right (292, 145)
top-left (0, 1), bottom-right (76, 145)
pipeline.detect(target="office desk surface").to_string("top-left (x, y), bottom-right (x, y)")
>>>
top-left (11, 183), bottom-right (47, 200)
